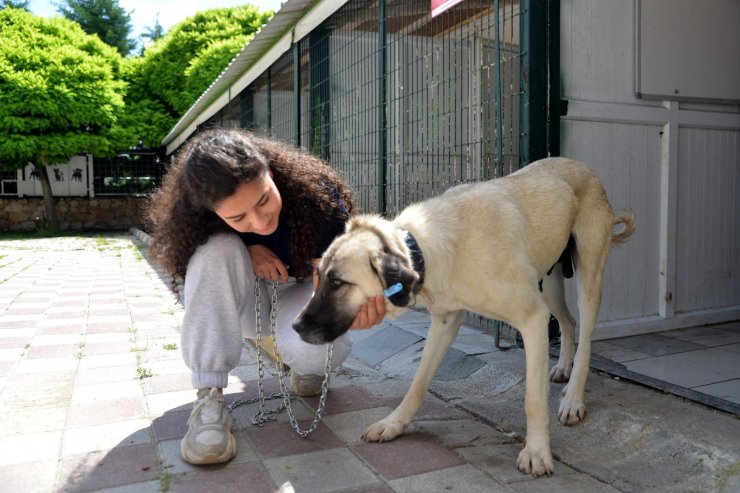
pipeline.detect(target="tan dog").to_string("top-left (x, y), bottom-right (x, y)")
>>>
top-left (293, 157), bottom-right (635, 476)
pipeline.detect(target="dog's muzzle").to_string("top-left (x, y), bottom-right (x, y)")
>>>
top-left (292, 305), bottom-right (355, 345)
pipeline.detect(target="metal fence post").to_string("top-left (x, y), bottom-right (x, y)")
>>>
top-left (310, 26), bottom-right (331, 160)
top-left (378, 0), bottom-right (387, 216)
top-left (519, 0), bottom-right (549, 167)
top-left (294, 42), bottom-right (302, 148)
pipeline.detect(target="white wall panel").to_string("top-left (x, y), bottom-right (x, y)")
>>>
top-left (561, 0), bottom-right (645, 105)
top-left (675, 127), bottom-right (740, 313)
top-left (561, 120), bottom-right (661, 325)
top-left (560, 0), bottom-right (740, 336)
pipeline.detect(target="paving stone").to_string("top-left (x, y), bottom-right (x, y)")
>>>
top-left (91, 480), bottom-right (162, 493)
top-left (388, 464), bottom-right (510, 493)
top-left (0, 430), bottom-right (63, 466)
top-left (0, 385), bottom-right (73, 411)
top-left (0, 459), bottom-right (58, 493)
top-left (452, 332), bottom-right (503, 355)
top-left (39, 324), bottom-right (87, 335)
top-left (436, 347), bottom-right (487, 381)
top-left (352, 326), bottom-right (423, 366)
top-left (416, 418), bottom-right (518, 448)
top-left (80, 341), bottom-right (133, 356)
top-left (0, 361), bottom-right (14, 376)
top-left (334, 484), bottom-right (395, 493)
top-left (0, 405), bottom-right (68, 437)
top-left (58, 443), bottom-right (159, 493)
top-left (247, 421), bottom-right (344, 459)
top-left (507, 472), bottom-right (622, 493)
top-left (0, 337), bottom-right (31, 349)
top-left (86, 322), bottom-right (133, 334)
top-left (0, 347), bottom-right (24, 361)
top-left (376, 394), bottom-right (468, 422)
top-left (75, 365), bottom-right (140, 386)
top-left (169, 462), bottom-right (277, 493)
top-left (146, 389), bottom-right (198, 416)
top-left (151, 409), bottom-right (190, 441)
top-left (16, 356), bottom-right (79, 373)
top-left (141, 372), bottom-right (193, 394)
top-left (25, 343), bottom-right (80, 359)
top-left (353, 431), bottom-right (465, 480)
top-left (78, 352), bottom-right (137, 370)
top-left (67, 397), bottom-right (148, 427)
top-left (322, 406), bottom-right (395, 445)
top-left (71, 379), bottom-right (144, 405)
top-left (302, 384), bottom-right (385, 415)
top-left (264, 447), bottom-right (379, 492)
top-left (455, 444), bottom-right (577, 485)
top-left (62, 418), bottom-right (152, 456)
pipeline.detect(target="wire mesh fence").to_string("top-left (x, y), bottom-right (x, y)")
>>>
top-left (213, 0), bottom-right (525, 213)
top-left (93, 151), bottom-right (164, 196)
top-left (200, 0), bottom-right (543, 339)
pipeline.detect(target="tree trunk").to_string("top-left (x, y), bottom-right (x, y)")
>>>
top-left (34, 163), bottom-right (59, 231)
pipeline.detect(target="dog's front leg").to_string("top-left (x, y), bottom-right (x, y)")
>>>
top-left (362, 310), bottom-right (463, 443)
top-left (516, 308), bottom-right (555, 477)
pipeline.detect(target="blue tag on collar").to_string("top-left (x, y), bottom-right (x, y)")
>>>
top-left (383, 282), bottom-right (403, 297)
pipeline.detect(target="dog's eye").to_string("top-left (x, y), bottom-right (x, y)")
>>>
top-left (330, 278), bottom-right (344, 289)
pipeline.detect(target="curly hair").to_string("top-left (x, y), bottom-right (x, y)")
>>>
top-left (145, 129), bottom-right (355, 290)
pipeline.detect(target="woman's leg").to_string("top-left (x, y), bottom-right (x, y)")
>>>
top-left (181, 232), bottom-right (254, 389)
top-left (180, 232), bottom-right (250, 464)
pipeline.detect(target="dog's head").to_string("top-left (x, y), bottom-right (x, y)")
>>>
top-left (292, 215), bottom-right (421, 344)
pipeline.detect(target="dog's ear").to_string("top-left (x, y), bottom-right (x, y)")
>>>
top-left (377, 250), bottom-right (419, 307)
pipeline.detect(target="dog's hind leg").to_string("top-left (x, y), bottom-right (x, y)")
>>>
top-left (362, 310), bottom-right (463, 443)
top-left (558, 219), bottom-right (611, 426)
top-left (543, 264), bottom-right (577, 383)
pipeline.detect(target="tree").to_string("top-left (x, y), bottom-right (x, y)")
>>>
top-left (132, 5), bottom-right (272, 144)
top-left (1, 1), bottom-right (29, 10)
top-left (55, 0), bottom-right (135, 56)
top-left (138, 13), bottom-right (164, 53)
top-left (0, 8), bottom-right (129, 230)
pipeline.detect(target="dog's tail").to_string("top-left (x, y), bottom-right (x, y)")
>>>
top-left (611, 211), bottom-right (636, 246)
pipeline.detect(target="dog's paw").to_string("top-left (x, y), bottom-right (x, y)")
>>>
top-left (549, 364), bottom-right (572, 383)
top-left (361, 418), bottom-right (407, 443)
top-left (516, 444), bottom-right (554, 477)
top-left (558, 394), bottom-right (587, 425)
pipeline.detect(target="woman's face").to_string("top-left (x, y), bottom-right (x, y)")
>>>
top-left (213, 170), bottom-right (282, 235)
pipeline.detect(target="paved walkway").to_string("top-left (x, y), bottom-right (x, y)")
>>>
top-left (0, 233), bottom-right (738, 493)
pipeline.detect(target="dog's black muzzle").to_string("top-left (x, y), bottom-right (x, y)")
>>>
top-left (292, 303), bottom-right (354, 345)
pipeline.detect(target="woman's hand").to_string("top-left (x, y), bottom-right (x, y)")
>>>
top-left (350, 295), bottom-right (386, 330)
top-left (247, 245), bottom-right (289, 284)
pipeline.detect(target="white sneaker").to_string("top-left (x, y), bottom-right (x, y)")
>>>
top-left (290, 370), bottom-right (324, 397)
top-left (180, 388), bottom-right (237, 465)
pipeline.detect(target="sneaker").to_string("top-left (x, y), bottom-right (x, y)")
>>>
top-left (289, 370), bottom-right (324, 397)
top-left (180, 388), bottom-right (237, 465)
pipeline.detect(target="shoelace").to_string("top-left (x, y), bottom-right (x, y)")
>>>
top-left (188, 389), bottom-right (222, 426)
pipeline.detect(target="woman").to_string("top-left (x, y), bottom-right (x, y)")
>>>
top-left (146, 129), bottom-right (385, 465)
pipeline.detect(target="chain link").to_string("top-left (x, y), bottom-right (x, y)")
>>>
top-left (228, 277), bottom-right (333, 438)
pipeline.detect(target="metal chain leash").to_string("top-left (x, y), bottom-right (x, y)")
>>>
top-left (228, 277), bottom-right (333, 438)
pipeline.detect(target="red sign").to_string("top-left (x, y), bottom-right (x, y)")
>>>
top-left (431, 0), bottom-right (465, 17)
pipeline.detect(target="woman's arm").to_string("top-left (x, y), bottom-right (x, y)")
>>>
top-left (248, 244), bottom-right (289, 284)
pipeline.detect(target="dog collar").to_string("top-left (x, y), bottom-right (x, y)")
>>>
top-left (401, 228), bottom-right (425, 294)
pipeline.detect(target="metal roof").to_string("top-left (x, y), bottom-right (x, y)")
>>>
top-left (161, 0), bottom-right (336, 154)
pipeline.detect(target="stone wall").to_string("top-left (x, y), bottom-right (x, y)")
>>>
top-left (0, 197), bottom-right (147, 231)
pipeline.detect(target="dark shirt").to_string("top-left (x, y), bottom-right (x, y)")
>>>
top-left (239, 183), bottom-right (348, 274)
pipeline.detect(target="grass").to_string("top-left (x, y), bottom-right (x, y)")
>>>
top-left (159, 467), bottom-right (174, 492)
